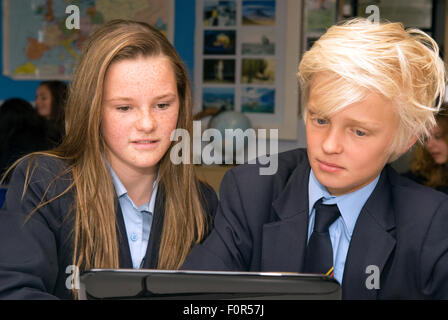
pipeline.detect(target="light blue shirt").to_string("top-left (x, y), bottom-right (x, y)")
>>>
top-left (307, 169), bottom-right (380, 284)
top-left (108, 164), bottom-right (158, 269)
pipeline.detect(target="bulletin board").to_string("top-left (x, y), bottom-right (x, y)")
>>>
top-left (194, 0), bottom-right (302, 140)
top-left (2, 0), bottom-right (174, 80)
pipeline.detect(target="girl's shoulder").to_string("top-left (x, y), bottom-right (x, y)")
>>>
top-left (197, 180), bottom-right (218, 217)
top-left (11, 153), bottom-right (73, 193)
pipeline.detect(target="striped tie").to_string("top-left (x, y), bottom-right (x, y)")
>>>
top-left (304, 199), bottom-right (340, 276)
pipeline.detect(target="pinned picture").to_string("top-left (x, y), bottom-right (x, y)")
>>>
top-left (204, 30), bottom-right (236, 55)
top-left (203, 59), bottom-right (235, 84)
top-left (241, 58), bottom-right (275, 84)
top-left (204, 0), bottom-right (237, 26)
top-left (242, 87), bottom-right (275, 113)
top-left (242, 0), bottom-right (276, 26)
top-left (241, 29), bottom-right (275, 55)
top-left (203, 87), bottom-right (235, 111)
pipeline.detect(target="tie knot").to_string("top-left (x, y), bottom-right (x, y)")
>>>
top-left (313, 199), bottom-right (340, 233)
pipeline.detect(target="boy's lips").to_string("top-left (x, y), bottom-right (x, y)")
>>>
top-left (317, 159), bottom-right (345, 172)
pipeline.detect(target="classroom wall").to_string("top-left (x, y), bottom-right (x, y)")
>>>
top-left (0, 0), bottom-right (196, 101)
top-left (0, 0), bottom-right (308, 152)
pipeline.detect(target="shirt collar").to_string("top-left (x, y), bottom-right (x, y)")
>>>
top-left (106, 160), bottom-right (159, 213)
top-left (308, 169), bottom-right (380, 236)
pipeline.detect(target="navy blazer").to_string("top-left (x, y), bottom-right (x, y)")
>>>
top-left (0, 155), bottom-right (218, 299)
top-left (182, 148), bottom-right (448, 299)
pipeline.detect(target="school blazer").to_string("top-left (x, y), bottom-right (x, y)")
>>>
top-left (182, 148), bottom-right (448, 299)
top-left (0, 155), bottom-right (218, 300)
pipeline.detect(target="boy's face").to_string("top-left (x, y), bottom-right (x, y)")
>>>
top-left (305, 80), bottom-right (400, 196)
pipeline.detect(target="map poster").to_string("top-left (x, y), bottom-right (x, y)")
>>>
top-left (2, 0), bottom-right (174, 80)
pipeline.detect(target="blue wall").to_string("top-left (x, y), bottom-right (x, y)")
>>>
top-left (0, 0), bottom-right (195, 101)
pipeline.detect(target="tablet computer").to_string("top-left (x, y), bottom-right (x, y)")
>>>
top-left (79, 269), bottom-right (341, 300)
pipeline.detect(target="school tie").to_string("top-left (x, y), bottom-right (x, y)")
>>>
top-left (304, 199), bottom-right (340, 277)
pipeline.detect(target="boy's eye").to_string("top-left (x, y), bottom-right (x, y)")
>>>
top-left (316, 118), bottom-right (327, 125)
top-left (354, 129), bottom-right (366, 137)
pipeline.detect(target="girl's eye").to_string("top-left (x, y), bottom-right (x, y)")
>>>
top-left (355, 129), bottom-right (366, 137)
top-left (157, 103), bottom-right (170, 109)
top-left (117, 106), bottom-right (130, 111)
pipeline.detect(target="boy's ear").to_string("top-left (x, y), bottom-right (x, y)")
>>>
top-left (400, 135), bottom-right (418, 154)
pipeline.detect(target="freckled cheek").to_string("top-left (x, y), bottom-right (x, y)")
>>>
top-left (158, 110), bottom-right (179, 140)
top-left (101, 117), bottom-right (131, 148)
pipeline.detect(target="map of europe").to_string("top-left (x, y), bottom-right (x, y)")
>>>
top-left (3, 0), bottom-right (171, 79)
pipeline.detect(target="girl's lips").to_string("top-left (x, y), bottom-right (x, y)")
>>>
top-left (132, 140), bottom-right (159, 149)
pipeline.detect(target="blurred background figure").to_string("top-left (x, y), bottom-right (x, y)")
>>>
top-left (0, 98), bottom-right (52, 185)
top-left (35, 80), bottom-right (68, 145)
top-left (403, 112), bottom-right (448, 194)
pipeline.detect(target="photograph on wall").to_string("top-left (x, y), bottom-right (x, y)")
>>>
top-left (241, 87), bottom-right (275, 113)
top-left (242, 0), bottom-right (276, 26)
top-left (306, 0), bottom-right (336, 33)
top-left (203, 0), bottom-right (237, 27)
top-left (203, 87), bottom-right (235, 111)
top-left (241, 29), bottom-right (275, 55)
top-left (357, 0), bottom-right (432, 30)
top-left (203, 30), bottom-right (236, 55)
top-left (195, 0), bottom-right (299, 136)
top-left (241, 58), bottom-right (275, 84)
top-left (2, 0), bottom-right (174, 80)
top-left (203, 59), bottom-right (236, 84)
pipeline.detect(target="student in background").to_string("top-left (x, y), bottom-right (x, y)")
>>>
top-left (403, 112), bottom-right (448, 194)
top-left (182, 18), bottom-right (448, 299)
top-left (0, 98), bottom-right (52, 184)
top-left (35, 80), bottom-right (68, 145)
top-left (0, 20), bottom-right (217, 299)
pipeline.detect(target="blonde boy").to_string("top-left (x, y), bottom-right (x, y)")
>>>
top-left (183, 18), bottom-right (448, 299)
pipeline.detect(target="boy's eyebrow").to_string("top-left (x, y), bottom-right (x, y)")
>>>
top-left (345, 117), bottom-right (382, 129)
top-left (308, 106), bottom-right (382, 129)
top-left (307, 106), bottom-right (321, 115)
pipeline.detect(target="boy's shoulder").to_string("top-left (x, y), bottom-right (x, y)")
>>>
top-left (223, 148), bottom-right (310, 195)
top-left (386, 165), bottom-right (448, 215)
top-left (230, 148), bottom-right (308, 178)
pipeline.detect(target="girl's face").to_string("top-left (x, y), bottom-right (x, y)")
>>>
top-left (101, 55), bottom-right (180, 177)
top-left (425, 126), bottom-right (448, 164)
top-left (35, 85), bottom-right (52, 119)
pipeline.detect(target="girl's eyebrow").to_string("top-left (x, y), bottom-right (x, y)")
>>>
top-left (104, 93), bottom-right (177, 103)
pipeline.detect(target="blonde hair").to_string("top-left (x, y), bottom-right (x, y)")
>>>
top-left (3, 20), bottom-right (210, 293)
top-left (298, 18), bottom-right (447, 161)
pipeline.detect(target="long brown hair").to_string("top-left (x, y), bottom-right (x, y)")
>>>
top-left (4, 20), bottom-right (209, 285)
top-left (411, 111), bottom-right (448, 188)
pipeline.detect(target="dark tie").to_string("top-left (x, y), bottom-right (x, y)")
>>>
top-left (304, 199), bottom-right (340, 276)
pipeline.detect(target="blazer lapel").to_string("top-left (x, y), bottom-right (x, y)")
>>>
top-left (342, 167), bottom-right (396, 299)
top-left (262, 163), bottom-right (311, 272)
top-left (142, 184), bottom-right (166, 269)
top-left (115, 198), bottom-right (133, 268)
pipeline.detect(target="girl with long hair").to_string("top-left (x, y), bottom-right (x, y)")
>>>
top-left (0, 20), bottom-right (217, 299)
top-left (404, 111), bottom-right (448, 194)
top-left (35, 80), bottom-right (68, 145)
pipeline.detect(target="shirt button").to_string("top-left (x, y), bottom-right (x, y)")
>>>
top-left (130, 233), bottom-right (138, 242)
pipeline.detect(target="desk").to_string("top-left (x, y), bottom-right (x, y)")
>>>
top-left (194, 165), bottom-right (235, 194)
